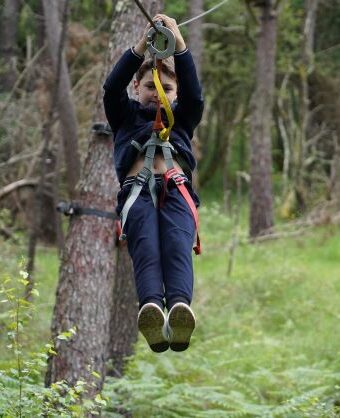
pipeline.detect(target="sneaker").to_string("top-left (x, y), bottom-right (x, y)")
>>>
top-left (167, 302), bottom-right (196, 352)
top-left (137, 303), bottom-right (169, 353)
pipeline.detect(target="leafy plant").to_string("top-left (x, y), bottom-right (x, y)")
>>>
top-left (101, 204), bottom-right (340, 418)
top-left (0, 264), bottom-right (107, 417)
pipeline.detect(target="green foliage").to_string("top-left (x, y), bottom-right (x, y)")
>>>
top-left (17, 1), bottom-right (41, 56)
top-left (0, 262), bottom-right (106, 417)
top-left (165, 0), bottom-right (188, 22)
top-left (102, 203), bottom-right (340, 417)
top-left (315, 0), bottom-right (340, 76)
top-left (1, 206), bottom-right (340, 416)
top-left (70, 0), bottom-right (113, 30)
top-left (276, 2), bottom-right (304, 72)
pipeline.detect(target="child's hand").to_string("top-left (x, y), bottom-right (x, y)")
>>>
top-left (134, 22), bottom-right (151, 56)
top-left (152, 14), bottom-right (186, 53)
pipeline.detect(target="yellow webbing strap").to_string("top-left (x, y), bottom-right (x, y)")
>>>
top-left (152, 68), bottom-right (174, 141)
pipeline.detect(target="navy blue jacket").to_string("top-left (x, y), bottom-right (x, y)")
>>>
top-left (103, 48), bottom-right (204, 186)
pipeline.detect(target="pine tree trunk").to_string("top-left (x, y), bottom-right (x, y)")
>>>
top-left (249, 4), bottom-right (278, 237)
top-left (187, 0), bottom-right (204, 190)
top-left (0, 0), bottom-right (21, 92)
top-left (108, 249), bottom-right (138, 377)
top-left (42, 0), bottom-right (80, 198)
top-left (294, 0), bottom-right (319, 210)
top-left (330, 86), bottom-right (340, 208)
top-left (46, 0), bottom-right (163, 394)
top-left (188, 0), bottom-right (203, 80)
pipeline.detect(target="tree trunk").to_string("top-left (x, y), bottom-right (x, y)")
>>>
top-left (294, 0), bottom-right (319, 210)
top-left (46, 0), bottom-right (163, 395)
top-left (188, 0), bottom-right (203, 80)
top-left (0, 0), bottom-right (21, 92)
top-left (45, 133), bottom-right (119, 395)
top-left (108, 249), bottom-right (138, 377)
top-left (42, 0), bottom-right (81, 199)
top-left (26, 0), bottom-right (70, 300)
top-left (249, 4), bottom-right (278, 237)
top-left (330, 133), bottom-right (340, 208)
top-left (187, 0), bottom-right (204, 190)
top-left (328, 80), bottom-right (340, 207)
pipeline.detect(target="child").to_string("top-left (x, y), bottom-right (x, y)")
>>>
top-left (103, 14), bottom-right (204, 352)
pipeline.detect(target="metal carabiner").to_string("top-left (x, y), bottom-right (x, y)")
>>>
top-left (147, 21), bottom-right (176, 60)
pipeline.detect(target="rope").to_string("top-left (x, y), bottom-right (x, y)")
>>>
top-left (178, 0), bottom-right (231, 27)
top-left (133, 0), bottom-right (160, 32)
top-left (152, 68), bottom-right (174, 140)
top-left (133, 0), bottom-right (231, 30)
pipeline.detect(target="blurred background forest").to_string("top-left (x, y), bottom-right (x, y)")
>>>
top-left (0, 0), bottom-right (340, 417)
top-left (1, 0), bottom-right (339, 243)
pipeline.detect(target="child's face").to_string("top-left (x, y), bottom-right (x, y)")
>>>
top-left (133, 71), bottom-right (177, 108)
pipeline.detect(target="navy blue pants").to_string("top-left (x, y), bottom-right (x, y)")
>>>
top-left (117, 176), bottom-right (198, 310)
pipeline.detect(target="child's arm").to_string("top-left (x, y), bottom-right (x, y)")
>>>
top-left (103, 25), bottom-right (149, 134)
top-left (154, 15), bottom-right (204, 132)
top-left (174, 49), bottom-right (204, 132)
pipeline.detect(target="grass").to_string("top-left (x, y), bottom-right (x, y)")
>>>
top-left (104, 204), bottom-right (340, 417)
top-left (1, 201), bottom-right (340, 416)
top-left (0, 242), bottom-right (58, 367)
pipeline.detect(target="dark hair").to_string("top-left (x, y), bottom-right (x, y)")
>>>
top-left (136, 58), bottom-right (176, 82)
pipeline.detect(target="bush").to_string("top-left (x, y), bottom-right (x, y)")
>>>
top-left (0, 265), bottom-right (106, 417)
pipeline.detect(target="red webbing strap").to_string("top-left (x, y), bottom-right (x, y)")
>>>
top-left (177, 182), bottom-right (201, 255)
top-left (164, 169), bottom-right (201, 255)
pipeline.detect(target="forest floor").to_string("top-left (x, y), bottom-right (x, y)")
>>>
top-left (1, 201), bottom-right (340, 417)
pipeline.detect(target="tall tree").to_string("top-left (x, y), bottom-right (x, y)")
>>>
top-left (42, 0), bottom-right (81, 198)
top-left (26, 0), bottom-right (70, 300)
top-left (46, 0), bottom-right (163, 395)
top-left (249, 0), bottom-right (280, 237)
top-left (187, 0), bottom-right (204, 80)
top-left (295, 0), bottom-right (319, 208)
top-left (187, 0), bottom-right (204, 189)
top-left (0, 0), bottom-right (21, 92)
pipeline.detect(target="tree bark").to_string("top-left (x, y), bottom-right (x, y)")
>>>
top-left (330, 133), bottom-right (340, 208)
top-left (0, 0), bottom-right (21, 92)
top-left (42, 0), bottom-right (81, 199)
top-left (187, 0), bottom-right (204, 190)
top-left (249, 4), bottom-right (278, 237)
top-left (297, 0), bottom-right (319, 207)
top-left (26, 0), bottom-right (70, 300)
top-left (46, 0), bottom-right (163, 395)
top-left (45, 132), bottom-right (119, 394)
top-left (188, 0), bottom-right (203, 80)
top-left (332, 84), bottom-right (340, 207)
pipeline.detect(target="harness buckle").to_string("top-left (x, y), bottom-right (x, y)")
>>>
top-left (135, 167), bottom-right (152, 186)
top-left (172, 173), bottom-right (186, 185)
top-left (164, 168), bottom-right (186, 186)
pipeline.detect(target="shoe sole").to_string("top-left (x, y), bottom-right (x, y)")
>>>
top-left (138, 304), bottom-right (169, 353)
top-left (168, 303), bottom-right (195, 352)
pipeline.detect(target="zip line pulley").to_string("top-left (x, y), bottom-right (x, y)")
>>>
top-left (147, 20), bottom-right (176, 60)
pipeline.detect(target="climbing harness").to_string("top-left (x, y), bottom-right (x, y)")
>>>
top-left (58, 0), bottom-right (232, 251)
top-left (119, 19), bottom-right (201, 255)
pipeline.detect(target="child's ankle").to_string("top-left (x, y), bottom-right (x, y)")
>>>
top-left (167, 297), bottom-right (190, 311)
top-left (140, 298), bottom-right (164, 311)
